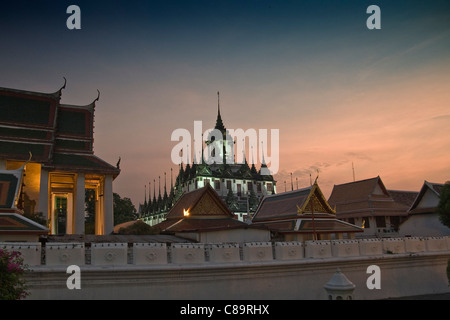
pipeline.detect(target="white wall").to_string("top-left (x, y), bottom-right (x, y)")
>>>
top-left (12, 237), bottom-right (450, 300)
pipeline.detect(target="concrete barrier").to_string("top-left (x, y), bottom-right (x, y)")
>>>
top-left (209, 243), bottom-right (240, 263)
top-left (425, 237), bottom-right (449, 252)
top-left (171, 243), bottom-right (205, 264)
top-left (305, 241), bottom-right (332, 258)
top-left (4, 237), bottom-right (450, 267)
top-left (91, 243), bottom-right (127, 266)
top-left (243, 242), bottom-right (273, 262)
top-left (331, 240), bottom-right (360, 257)
top-left (0, 242), bottom-right (41, 266)
top-left (132, 243), bottom-right (168, 265)
top-left (274, 242), bottom-right (304, 260)
top-left (404, 237), bottom-right (426, 253)
top-left (382, 238), bottom-right (406, 254)
top-left (358, 239), bottom-right (383, 256)
top-left (46, 243), bottom-right (85, 266)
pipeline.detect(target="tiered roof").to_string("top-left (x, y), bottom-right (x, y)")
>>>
top-left (0, 82), bottom-right (120, 177)
top-left (252, 182), bottom-right (363, 236)
top-left (154, 184), bottom-right (255, 234)
top-left (328, 176), bottom-right (410, 219)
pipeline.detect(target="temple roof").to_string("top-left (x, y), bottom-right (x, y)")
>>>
top-left (252, 182), bottom-right (362, 234)
top-left (0, 166), bottom-right (49, 235)
top-left (328, 176), bottom-right (410, 218)
top-left (0, 213), bottom-right (49, 235)
top-left (252, 182), bottom-right (334, 222)
top-left (153, 184), bottom-right (259, 233)
top-left (408, 181), bottom-right (444, 215)
top-left (166, 184), bottom-right (234, 220)
top-left (0, 84), bottom-right (120, 178)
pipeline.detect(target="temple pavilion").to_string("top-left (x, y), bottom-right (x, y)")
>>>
top-left (251, 180), bottom-right (363, 241)
top-left (0, 81), bottom-right (120, 235)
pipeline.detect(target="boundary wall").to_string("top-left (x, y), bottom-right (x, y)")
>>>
top-left (2, 237), bottom-right (449, 300)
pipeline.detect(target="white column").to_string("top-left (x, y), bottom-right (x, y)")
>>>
top-left (95, 184), bottom-right (103, 235)
top-left (66, 193), bottom-right (74, 234)
top-left (103, 175), bottom-right (114, 235)
top-left (38, 169), bottom-right (49, 223)
top-left (75, 173), bottom-right (85, 234)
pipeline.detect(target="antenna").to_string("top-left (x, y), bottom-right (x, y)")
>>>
top-left (290, 173), bottom-right (293, 191)
top-left (352, 162), bottom-right (356, 182)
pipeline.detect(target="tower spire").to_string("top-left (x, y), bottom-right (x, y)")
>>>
top-left (215, 91), bottom-right (226, 133)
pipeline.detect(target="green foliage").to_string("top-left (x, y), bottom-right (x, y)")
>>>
top-left (437, 182), bottom-right (450, 229)
top-left (114, 193), bottom-right (138, 225)
top-left (0, 249), bottom-right (29, 300)
top-left (225, 188), bottom-right (238, 211)
top-left (117, 220), bottom-right (160, 235)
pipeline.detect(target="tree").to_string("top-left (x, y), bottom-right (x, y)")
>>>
top-left (225, 188), bottom-right (239, 211)
top-left (116, 220), bottom-right (160, 235)
top-left (437, 181), bottom-right (450, 229)
top-left (113, 193), bottom-right (138, 225)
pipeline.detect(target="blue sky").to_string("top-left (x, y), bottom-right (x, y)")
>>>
top-left (1, 1), bottom-right (450, 206)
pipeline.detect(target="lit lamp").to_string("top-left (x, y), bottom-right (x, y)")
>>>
top-left (183, 209), bottom-right (190, 217)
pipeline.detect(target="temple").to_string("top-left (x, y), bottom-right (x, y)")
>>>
top-left (0, 81), bottom-right (120, 235)
top-left (399, 181), bottom-right (450, 237)
top-left (141, 93), bottom-right (277, 225)
top-left (328, 176), bottom-right (415, 238)
top-left (153, 184), bottom-right (270, 242)
top-left (251, 180), bottom-right (363, 241)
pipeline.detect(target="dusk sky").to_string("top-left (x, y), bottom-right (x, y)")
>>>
top-left (1, 0), bottom-right (450, 207)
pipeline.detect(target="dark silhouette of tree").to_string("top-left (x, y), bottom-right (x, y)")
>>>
top-left (113, 193), bottom-right (137, 225)
top-left (437, 181), bottom-right (450, 229)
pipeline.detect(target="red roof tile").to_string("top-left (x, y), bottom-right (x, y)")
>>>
top-left (328, 177), bottom-right (410, 218)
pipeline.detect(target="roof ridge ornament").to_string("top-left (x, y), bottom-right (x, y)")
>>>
top-left (94, 89), bottom-right (100, 103)
top-left (60, 77), bottom-right (67, 91)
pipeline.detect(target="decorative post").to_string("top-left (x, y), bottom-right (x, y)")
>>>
top-left (323, 268), bottom-right (356, 300)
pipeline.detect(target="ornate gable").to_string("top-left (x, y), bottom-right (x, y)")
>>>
top-left (191, 190), bottom-right (230, 217)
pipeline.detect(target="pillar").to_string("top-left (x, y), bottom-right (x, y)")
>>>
top-left (38, 169), bottom-right (49, 223)
top-left (103, 175), bottom-right (114, 235)
top-left (75, 173), bottom-right (85, 234)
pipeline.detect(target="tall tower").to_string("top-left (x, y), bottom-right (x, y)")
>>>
top-left (207, 92), bottom-right (233, 164)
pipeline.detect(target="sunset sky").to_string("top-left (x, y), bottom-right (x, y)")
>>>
top-left (1, 0), bottom-right (449, 207)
